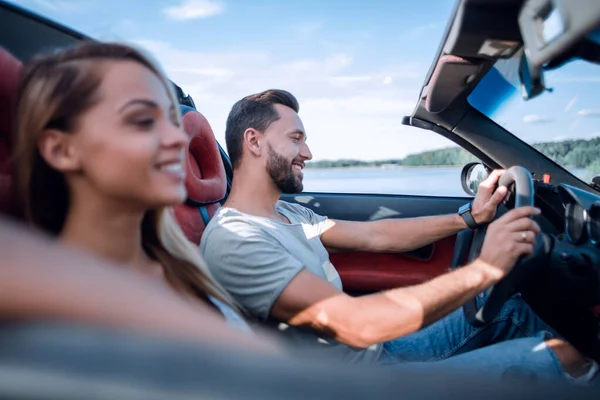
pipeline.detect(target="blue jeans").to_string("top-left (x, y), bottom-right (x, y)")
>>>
top-left (379, 293), bottom-right (566, 382)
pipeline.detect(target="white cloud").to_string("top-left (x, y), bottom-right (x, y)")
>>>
top-left (280, 54), bottom-right (353, 76)
top-left (169, 66), bottom-right (233, 78)
top-left (328, 66), bottom-right (420, 87)
top-left (303, 96), bottom-right (414, 117)
top-left (329, 75), bottom-right (374, 85)
top-left (522, 114), bottom-right (553, 124)
top-left (577, 109), bottom-right (600, 118)
top-left (134, 39), bottom-right (430, 161)
top-left (163, 0), bottom-right (224, 21)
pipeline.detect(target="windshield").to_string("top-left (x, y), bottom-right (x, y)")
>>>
top-left (468, 54), bottom-right (600, 185)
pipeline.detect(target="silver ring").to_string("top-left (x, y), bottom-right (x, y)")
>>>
top-left (520, 231), bottom-right (528, 241)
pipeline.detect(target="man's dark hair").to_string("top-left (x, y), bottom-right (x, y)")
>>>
top-left (225, 89), bottom-right (299, 169)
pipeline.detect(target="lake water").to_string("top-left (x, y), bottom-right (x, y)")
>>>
top-left (301, 166), bottom-right (591, 197)
top-left (302, 167), bottom-right (467, 197)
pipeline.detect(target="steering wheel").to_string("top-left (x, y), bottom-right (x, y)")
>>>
top-left (451, 166), bottom-right (552, 326)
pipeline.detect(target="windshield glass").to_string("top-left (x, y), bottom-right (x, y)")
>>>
top-left (468, 54), bottom-right (600, 184)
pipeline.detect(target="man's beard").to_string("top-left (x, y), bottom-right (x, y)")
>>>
top-left (266, 145), bottom-right (303, 194)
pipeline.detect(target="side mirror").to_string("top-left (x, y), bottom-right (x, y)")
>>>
top-left (591, 175), bottom-right (600, 192)
top-left (461, 162), bottom-right (490, 196)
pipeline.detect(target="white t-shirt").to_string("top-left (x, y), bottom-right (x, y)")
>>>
top-left (201, 201), bottom-right (382, 364)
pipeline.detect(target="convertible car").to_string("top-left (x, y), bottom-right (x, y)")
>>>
top-left (0, 0), bottom-right (599, 396)
top-left (292, 0), bottom-right (600, 362)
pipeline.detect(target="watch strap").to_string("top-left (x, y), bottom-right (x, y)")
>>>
top-left (459, 203), bottom-right (479, 229)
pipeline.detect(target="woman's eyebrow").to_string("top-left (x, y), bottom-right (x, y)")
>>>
top-left (118, 99), bottom-right (159, 113)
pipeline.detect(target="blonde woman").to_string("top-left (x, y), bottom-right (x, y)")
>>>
top-left (12, 41), bottom-right (276, 351)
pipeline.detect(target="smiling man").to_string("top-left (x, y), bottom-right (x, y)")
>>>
top-left (200, 89), bottom-right (597, 383)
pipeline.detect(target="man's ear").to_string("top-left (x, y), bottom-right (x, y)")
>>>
top-left (243, 128), bottom-right (263, 158)
top-left (37, 129), bottom-right (81, 172)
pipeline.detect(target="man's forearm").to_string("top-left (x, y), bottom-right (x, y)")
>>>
top-left (370, 213), bottom-right (467, 253)
top-left (325, 259), bottom-right (495, 348)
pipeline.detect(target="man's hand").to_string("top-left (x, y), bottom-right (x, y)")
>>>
top-left (471, 169), bottom-right (510, 225)
top-left (474, 206), bottom-right (541, 282)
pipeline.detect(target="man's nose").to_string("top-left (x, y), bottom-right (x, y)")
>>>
top-left (300, 142), bottom-right (313, 161)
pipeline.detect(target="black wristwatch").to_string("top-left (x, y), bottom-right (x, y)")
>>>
top-left (458, 203), bottom-right (479, 229)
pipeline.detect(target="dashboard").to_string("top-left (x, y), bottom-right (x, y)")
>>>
top-left (525, 183), bottom-right (600, 363)
top-left (558, 184), bottom-right (600, 247)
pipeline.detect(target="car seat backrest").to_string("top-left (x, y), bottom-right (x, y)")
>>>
top-left (173, 105), bottom-right (227, 245)
top-left (0, 47), bottom-right (22, 217)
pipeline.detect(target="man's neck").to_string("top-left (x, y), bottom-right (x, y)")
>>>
top-left (225, 168), bottom-right (282, 220)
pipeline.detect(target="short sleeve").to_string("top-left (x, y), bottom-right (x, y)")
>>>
top-left (280, 202), bottom-right (329, 236)
top-left (202, 221), bottom-right (305, 321)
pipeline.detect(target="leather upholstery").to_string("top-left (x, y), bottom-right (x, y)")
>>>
top-left (173, 106), bottom-right (227, 244)
top-left (0, 47), bottom-right (22, 217)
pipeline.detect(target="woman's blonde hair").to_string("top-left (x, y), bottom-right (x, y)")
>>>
top-left (14, 41), bottom-right (237, 310)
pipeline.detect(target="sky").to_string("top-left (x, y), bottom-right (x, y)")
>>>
top-left (7, 0), bottom-right (600, 163)
top-left (482, 56), bottom-right (600, 145)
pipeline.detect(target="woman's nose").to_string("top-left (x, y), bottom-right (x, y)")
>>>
top-left (164, 123), bottom-right (189, 149)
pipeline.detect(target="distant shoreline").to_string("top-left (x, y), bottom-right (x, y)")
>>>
top-left (305, 165), bottom-right (462, 171)
top-left (304, 137), bottom-right (600, 174)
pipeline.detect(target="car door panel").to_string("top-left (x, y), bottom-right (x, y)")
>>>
top-left (281, 192), bottom-right (469, 293)
top-left (328, 235), bottom-right (456, 292)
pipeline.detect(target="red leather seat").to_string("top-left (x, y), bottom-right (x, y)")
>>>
top-left (0, 47), bottom-right (22, 218)
top-left (173, 105), bottom-right (228, 245)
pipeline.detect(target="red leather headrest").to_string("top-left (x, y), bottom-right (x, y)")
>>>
top-left (181, 108), bottom-right (226, 205)
top-left (0, 47), bottom-right (22, 216)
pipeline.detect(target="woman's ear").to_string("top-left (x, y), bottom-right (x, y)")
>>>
top-left (243, 128), bottom-right (263, 158)
top-left (37, 129), bottom-right (81, 172)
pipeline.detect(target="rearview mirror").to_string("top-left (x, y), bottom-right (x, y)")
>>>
top-left (519, 52), bottom-right (546, 100)
top-left (461, 162), bottom-right (490, 196)
top-left (518, 0), bottom-right (600, 100)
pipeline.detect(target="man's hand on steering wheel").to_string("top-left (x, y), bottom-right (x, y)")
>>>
top-left (474, 206), bottom-right (542, 282)
top-left (471, 169), bottom-right (510, 225)
top-left (455, 166), bottom-right (545, 324)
